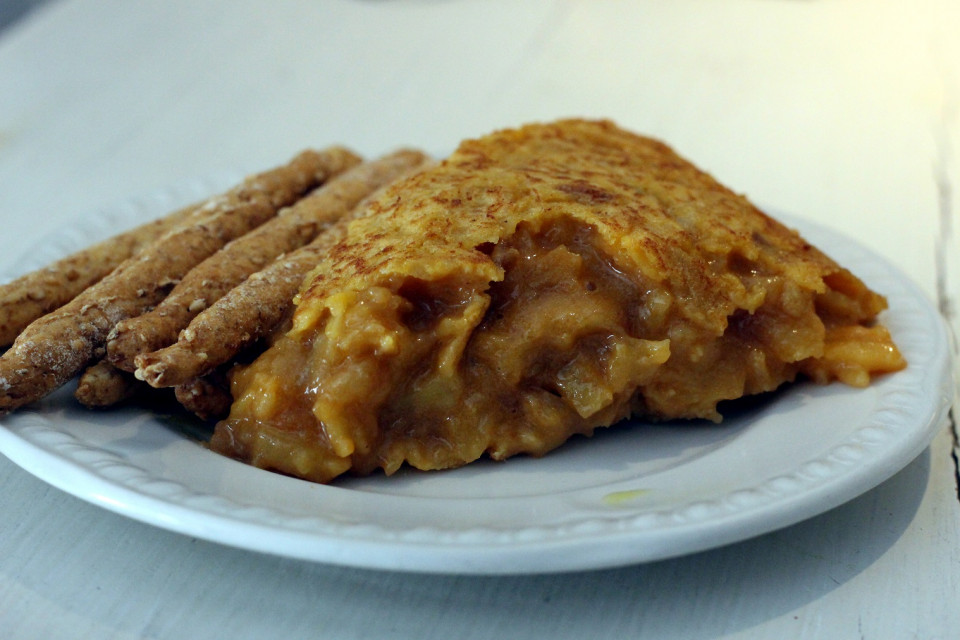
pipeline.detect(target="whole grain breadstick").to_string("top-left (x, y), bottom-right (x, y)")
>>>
top-left (76, 358), bottom-right (230, 417)
top-left (0, 147), bottom-right (360, 414)
top-left (175, 371), bottom-right (233, 421)
top-left (134, 231), bottom-right (347, 388)
top-left (0, 200), bottom-right (202, 347)
top-left (107, 149), bottom-right (427, 372)
top-left (75, 360), bottom-right (141, 408)
top-left (134, 157), bottom-right (431, 388)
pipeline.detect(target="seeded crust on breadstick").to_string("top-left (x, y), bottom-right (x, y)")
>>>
top-left (107, 149), bottom-right (428, 372)
top-left (174, 371), bottom-right (233, 421)
top-left (77, 355), bottom-right (230, 418)
top-left (75, 360), bottom-right (141, 408)
top-left (134, 157), bottom-right (432, 389)
top-left (77, 357), bottom-right (228, 419)
top-left (0, 201), bottom-right (202, 347)
top-left (134, 226), bottom-right (353, 388)
top-left (0, 147), bottom-right (360, 414)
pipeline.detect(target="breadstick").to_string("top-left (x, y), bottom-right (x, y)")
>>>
top-left (0, 147), bottom-right (360, 414)
top-left (75, 360), bottom-right (140, 408)
top-left (107, 149), bottom-right (427, 372)
top-left (174, 372), bottom-right (233, 421)
top-left (134, 156), bottom-right (431, 388)
top-left (134, 230), bottom-right (346, 388)
top-left (76, 359), bottom-right (230, 418)
top-left (0, 201), bottom-right (202, 347)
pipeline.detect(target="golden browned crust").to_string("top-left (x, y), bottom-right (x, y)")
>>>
top-left (0, 147), bottom-right (360, 414)
top-left (213, 119), bottom-right (904, 483)
top-left (302, 121), bottom-right (844, 317)
top-left (107, 149), bottom-right (426, 372)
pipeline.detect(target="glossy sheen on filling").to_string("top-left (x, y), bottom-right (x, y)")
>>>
top-left (209, 219), bottom-right (905, 483)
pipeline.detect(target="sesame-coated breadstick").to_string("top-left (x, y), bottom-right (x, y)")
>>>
top-left (0, 147), bottom-right (360, 414)
top-left (77, 357), bottom-right (231, 419)
top-left (74, 360), bottom-right (141, 408)
top-left (107, 149), bottom-right (427, 372)
top-left (134, 227), bottom-right (349, 388)
top-left (0, 201), bottom-right (201, 347)
top-left (174, 372), bottom-right (233, 421)
top-left (133, 156), bottom-right (431, 388)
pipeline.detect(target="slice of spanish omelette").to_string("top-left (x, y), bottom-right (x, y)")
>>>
top-left (211, 119), bottom-right (904, 483)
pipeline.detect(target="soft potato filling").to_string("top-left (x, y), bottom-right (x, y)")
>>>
top-left (211, 218), bottom-right (904, 483)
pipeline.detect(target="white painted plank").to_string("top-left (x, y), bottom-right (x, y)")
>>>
top-left (0, 428), bottom-right (956, 639)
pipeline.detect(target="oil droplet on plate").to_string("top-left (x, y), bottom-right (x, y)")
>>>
top-left (602, 488), bottom-right (650, 505)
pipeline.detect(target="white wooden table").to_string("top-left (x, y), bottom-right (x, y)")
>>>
top-left (1, 1), bottom-right (957, 638)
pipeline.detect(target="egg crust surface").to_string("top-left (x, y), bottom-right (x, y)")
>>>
top-left (211, 119), bottom-right (905, 483)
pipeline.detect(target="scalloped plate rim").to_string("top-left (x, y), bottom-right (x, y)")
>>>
top-left (0, 177), bottom-right (952, 574)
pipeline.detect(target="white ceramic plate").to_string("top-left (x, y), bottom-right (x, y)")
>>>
top-left (0, 179), bottom-right (952, 575)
